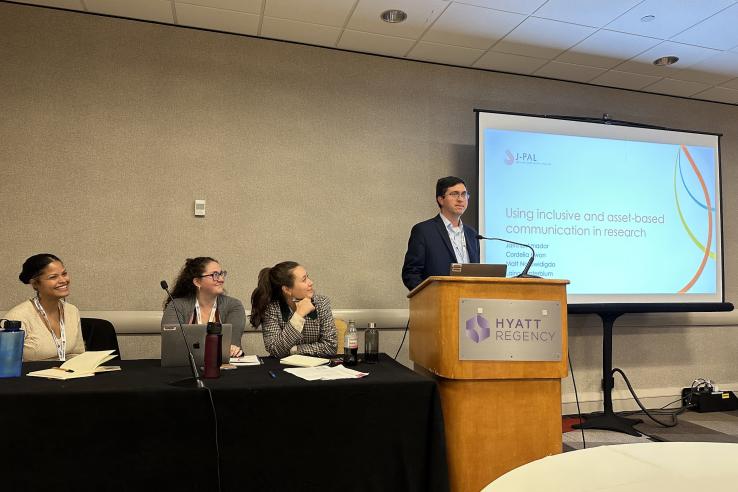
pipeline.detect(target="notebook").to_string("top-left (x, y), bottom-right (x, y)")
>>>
top-left (161, 324), bottom-right (232, 368)
top-left (449, 263), bottom-right (507, 278)
top-left (27, 350), bottom-right (119, 380)
top-left (279, 354), bottom-right (330, 367)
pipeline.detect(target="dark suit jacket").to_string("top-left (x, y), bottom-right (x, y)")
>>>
top-left (402, 215), bottom-right (480, 291)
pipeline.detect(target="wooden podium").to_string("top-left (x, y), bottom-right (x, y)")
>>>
top-left (408, 276), bottom-right (569, 492)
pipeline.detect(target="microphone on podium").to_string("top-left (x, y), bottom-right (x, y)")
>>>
top-left (476, 234), bottom-right (540, 278)
top-left (160, 280), bottom-right (204, 388)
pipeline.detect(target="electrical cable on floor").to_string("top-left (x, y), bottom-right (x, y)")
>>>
top-left (619, 395), bottom-right (693, 417)
top-left (567, 352), bottom-right (586, 449)
top-left (204, 386), bottom-right (222, 492)
top-left (394, 318), bottom-right (409, 360)
top-left (611, 368), bottom-right (686, 427)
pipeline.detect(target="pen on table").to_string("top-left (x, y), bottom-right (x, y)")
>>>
top-left (268, 370), bottom-right (277, 379)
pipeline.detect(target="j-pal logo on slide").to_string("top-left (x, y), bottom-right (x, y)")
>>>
top-left (504, 150), bottom-right (550, 166)
top-left (505, 150), bottom-right (538, 165)
top-left (465, 310), bottom-right (490, 343)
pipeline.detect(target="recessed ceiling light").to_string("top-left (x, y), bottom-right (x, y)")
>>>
top-left (653, 56), bottom-right (679, 66)
top-left (641, 15), bottom-right (656, 22)
top-left (380, 9), bottom-right (407, 23)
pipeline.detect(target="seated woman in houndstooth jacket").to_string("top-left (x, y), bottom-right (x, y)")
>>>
top-left (249, 261), bottom-right (337, 358)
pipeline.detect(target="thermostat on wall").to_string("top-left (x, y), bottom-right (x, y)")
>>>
top-left (194, 199), bottom-right (206, 217)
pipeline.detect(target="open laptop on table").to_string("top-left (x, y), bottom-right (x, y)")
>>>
top-left (161, 323), bottom-right (232, 367)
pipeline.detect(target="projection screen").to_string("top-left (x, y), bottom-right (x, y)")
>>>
top-left (477, 110), bottom-right (724, 305)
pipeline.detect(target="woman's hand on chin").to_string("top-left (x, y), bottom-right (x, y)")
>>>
top-left (295, 297), bottom-right (316, 317)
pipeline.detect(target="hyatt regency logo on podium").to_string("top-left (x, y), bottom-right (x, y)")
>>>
top-left (459, 299), bottom-right (562, 361)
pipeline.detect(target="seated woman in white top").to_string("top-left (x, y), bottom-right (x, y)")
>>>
top-left (3, 253), bottom-right (85, 361)
top-left (250, 261), bottom-right (337, 358)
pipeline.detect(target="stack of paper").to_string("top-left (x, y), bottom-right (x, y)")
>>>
top-left (229, 355), bottom-right (261, 366)
top-left (283, 365), bottom-right (369, 381)
top-left (279, 354), bottom-right (329, 367)
top-left (27, 350), bottom-right (120, 380)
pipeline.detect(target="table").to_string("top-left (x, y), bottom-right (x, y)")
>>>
top-left (482, 442), bottom-right (738, 492)
top-left (1, 355), bottom-right (448, 492)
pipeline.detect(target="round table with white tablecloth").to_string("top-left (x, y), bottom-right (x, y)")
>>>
top-left (483, 442), bottom-right (738, 492)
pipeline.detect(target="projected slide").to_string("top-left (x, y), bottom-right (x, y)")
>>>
top-left (478, 112), bottom-right (722, 304)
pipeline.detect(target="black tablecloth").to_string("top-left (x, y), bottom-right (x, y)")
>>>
top-left (0, 355), bottom-right (448, 492)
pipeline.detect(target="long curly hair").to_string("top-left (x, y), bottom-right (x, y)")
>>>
top-left (164, 257), bottom-right (218, 308)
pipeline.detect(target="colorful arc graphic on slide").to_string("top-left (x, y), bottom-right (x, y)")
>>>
top-left (673, 144), bottom-right (714, 293)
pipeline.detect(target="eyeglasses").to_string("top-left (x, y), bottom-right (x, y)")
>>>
top-left (200, 271), bottom-right (227, 281)
top-left (445, 191), bottom-right (470, 200)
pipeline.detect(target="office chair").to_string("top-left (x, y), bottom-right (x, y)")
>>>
top-left (334, 319), bottom-right (347, 354)
top-left (81, 317), bottom-right (121, 360)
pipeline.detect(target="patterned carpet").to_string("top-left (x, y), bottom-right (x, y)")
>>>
top-left (563, 410), bottom-right (738, 451)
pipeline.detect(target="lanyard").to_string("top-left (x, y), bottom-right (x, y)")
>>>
top-left (194, 298), bottom-right (218, 324)
top-left (31, 297), bottom-right (67, 361)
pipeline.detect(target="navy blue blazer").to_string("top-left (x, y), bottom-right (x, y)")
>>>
top-left (402, 215), bottom-right (481, 291)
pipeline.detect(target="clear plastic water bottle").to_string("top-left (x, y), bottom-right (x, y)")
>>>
top-left (365, 322), bottom-right (379, 364)
top-left (343, 320), bottom-right (358, 366)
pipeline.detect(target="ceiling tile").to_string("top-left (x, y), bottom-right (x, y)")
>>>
top-left (338, 30), bottom-right (415, 58)
top-left (605, 0), bottom-right (734, 39)
top-left (261, 17), bottom-right (341, 47)
top-left (15, 0), bottom-right (84, 9)
top-left (556, 30), bottom-right (660, 69)
top-left (589, 70), bottom-right (661, 90)
top-left (406, 41), bottom-right (485, 66)
top-left (615, 41), bottom-right (722, 77)
top-left (533, 60), bottom-right (606, 83)
top-left (452, 0), bottom-right (547, 15)
top-left (667, 52), bottom-right (738, 85)
top-left (177, 0), bottom-right (261, 14)
top-left (85, 0), bottom-right (175, 23)
top-left (721, 77), bottom-right (738, 90)
top-left (473, 51), bottom-right (548, 74)
top-left (347, 0), bottom-right (448, 39)
top-left (534, 0), bottom-right (642, 28)
top-left (422, 3), bottom-right (524, 49)
top-left (643, 78), bottom-right (710, 97)
top-left (693, 86), bottom-right (738, 104)
top-left (492, 17), bottom-right (596, 59)
top-left (671, 4), bottom-right (738, 50)
top-left (264, 0), bottom-right (356, 27)
top-left (176, 3), bottom-right (259, 35)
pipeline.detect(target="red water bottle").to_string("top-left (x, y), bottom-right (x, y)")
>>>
top-left (203, 322), bottom-right (222, 379)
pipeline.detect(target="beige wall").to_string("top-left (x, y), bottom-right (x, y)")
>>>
top-left (2, 3), bottom-right (738, 409)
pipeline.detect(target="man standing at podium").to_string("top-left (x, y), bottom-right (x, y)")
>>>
top-left (402, 176), bottom-right (480, 290)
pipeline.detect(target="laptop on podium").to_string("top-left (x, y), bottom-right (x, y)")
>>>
top-left (449, 263), bottom-right (507, 277)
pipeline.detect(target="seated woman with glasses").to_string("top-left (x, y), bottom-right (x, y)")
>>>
top-left (4, 253), bottom-right (85, 361)
top-left (161, 257), bottom-right (245, 358)
top-left (249, 261), bottom-right (337, 358)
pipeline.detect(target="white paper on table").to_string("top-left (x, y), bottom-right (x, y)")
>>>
top-left (283, 365), bottom-right (369, 381)
top-left (324, 365), bottom-right (369, 379)
top-left (230, 355), bottom-right (261, 366)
